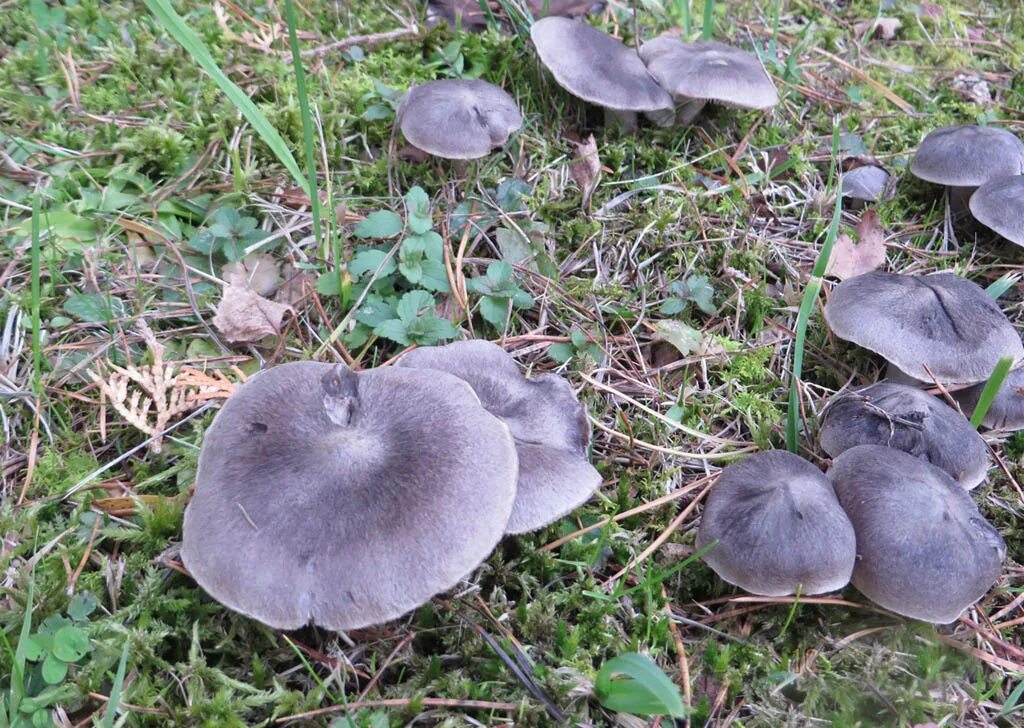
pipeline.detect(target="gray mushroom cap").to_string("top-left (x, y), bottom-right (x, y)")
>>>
top-left (969, 175), bottom-right (1024, 247)
top-left (842, 165), bottom-right (890, 203)
top-left (397, 339), bottom-right (601, 534)
top-left (396, 79), bottom-right (523, 159)
top-left (181, 361), bottom-right (518, 631)
top-left (954, 366), bottom-right (1024, 431)
top-left (638, 37), bottom-right (778, 110)
top-left (530, 17), bottom-right (673, 112)
top-left (909, 125), bottom-right (1024, 187)
top-left (696, 450), bottom-right (856, 596)
top-left (820, 382), bottom-right (990, 489)
top-left (823, 271), bottom-right (1024, 385)
top-left (828, 445), bottom-right (1005, 624)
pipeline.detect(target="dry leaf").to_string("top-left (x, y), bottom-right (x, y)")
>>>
top-left (569, 134), bottom-right (601, 207)
top-left (950, 72), bottom-right (992, 105)
top-left (274, 264), bottom-right (315, 306)
top-left (87, 323), bottom-right (203, 452)
top-left (855, 17), bottom-right (901, 39)
top-left (825, 209), bottom-right (887, 280)
top-left (213, 284), bottom-right (293, 343)
top-left (221, 253), bottom-right (282, 296)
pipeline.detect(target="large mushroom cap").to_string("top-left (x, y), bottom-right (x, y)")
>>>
top-left (954, 366), bottom-right (1024, 431)
top-left (181, 361), bottom-right (518, 631)
top-left (828, 445), bottom-right (1005, 623)
top-left (530, 17), bottom-right (673, 112)
top-left (969, 175), bottom-right (1024, 247)
top-left (909, 125), bottom-right (1024, 187)
top-left (820, 382), bottom-right (990, 489)
top-left (696, 450), bottom-right (856, 596)
top-left (396, 340), bottom-right (601, 534)
top-left (823, 271), bottom-right (1024, 385)
top-left (396, 79), bottom-right (523, 160)
top-left (638, 37), bottom-right (778, 110)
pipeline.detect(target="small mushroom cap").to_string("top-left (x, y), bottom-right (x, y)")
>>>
top-left (828, 445), bottom-right (1005, 623)
top-left (428, 0), bottom-right (603, 31)
top-left (397, 340), bottom-right (601, 534)
top-left (820, 382), bottom-right (990, 489)
top-left (639, 37), bottom-right (778, 110)
top-left (823, 271), bottom-right (1024, 385)
top-left (396, 79), bottom-right (523, 159)
top-left (182, 361), bottom-right (518, 631)
top-left (969, 175), bottom-right (1024, 247)
top-left (530, 17), bottom-right (673, 112)
top-left (696, 450), bottom-right (856, 596)
top-left (842, 165), bottom-right (890, 202)
top-left (954, 366), bottom-right (1024, 431)
top-left (909, 125), bottom-right (1024, 187)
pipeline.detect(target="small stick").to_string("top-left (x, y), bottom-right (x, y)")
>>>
top-left (275, 697), bottom-right (519, 723)
top-left (295, 26), bottom-right (418, 59)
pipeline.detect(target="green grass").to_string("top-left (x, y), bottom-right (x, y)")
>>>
top-left (1, 0), bottom-right (1023, 725)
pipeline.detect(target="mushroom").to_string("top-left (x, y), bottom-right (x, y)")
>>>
top-left (819, 382), bottom-right (990, 489)
top-left (696, 450), bottom-right (856, 596)
top-left (395, 79), bottom-right (523, 160)
top-left (841, 164), bottom-right (890, 209)
top-left (909, 125), bottom-right (1024, 216)
top-left (638, 37), bottom-right (779, 125)
top-left (828, 445), bottom-right (1005, 624)
top-left (396, 340), bottom-right (601, 534)
top-left (181, 361), bottom-right (518, 631)
top-left (823, 271), bottom-right (1024, 385)
top-left (953, 366), bottom-right (1024, 431)
top-left (969, 175), bottom-right (1024, 249)
top-left (530, 17), bottom-right (673, 130)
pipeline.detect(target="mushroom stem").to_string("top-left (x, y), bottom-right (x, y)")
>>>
top-left (675, 98), bottom-right (708, 125)
top-left (322, 364), bottom-right (359, 426)
top-left (947, 185), bottom-right (975, 219)
top-left (603, 107), bottom-right (639, 132)
top-left (644, 106), bottom-right (677, 128)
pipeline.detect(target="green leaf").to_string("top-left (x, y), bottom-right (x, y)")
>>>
top-left (487, 260), bottom-right (513, 285)
top-left (142, 0), bottom-right (308, 194)
top-left (548, 342), bottom-right (574, 363)
top-left (659, 298), bottom-right (688, 316)
top-left (418, 260), bottom-right (452, 293)
top-left (372, 319), bottom-right (411, 346)
top-left (316, 271), bottom-right (342, 296)
top-left (354, 294), bottom-right (398, 328)
top-left (396, 290), bottom-right (435, 324)
top-left (99, 640), bottom-right (131, 728)
top-left (594, 653), bottom-right (687, 718)
top-left (363, 104), bottom-right (393, 121)
top-left (970, 356), bottom-right (1015, 429)
top-left (408, 316), bottom-right (458, 345)
top-left (22, 635), bottom-right (47, 662)
top-left (355, 211), bottom-right (404, 239)
top-left (51, 625), bottom-right (89, 662)
top-left (64, 293), bottom-right (125, 323)
top-left (479, 296), bottom-right (510, 328)
top-left (41, 654), bottom-right (68, 685)
top-left (407, 231), bottom-right (444, 261)
top-left (404, 186), bottom-right (432, 234)
top-left (653, 320), bottom-right (704, 356)
top-left (349, 248), bottom-right (397, 278)
top-left (67, 593), bottom-right (98, 622)
top-left (399, 258), bottom-right (424, 284)
top-left (685, 275), bottom-right (716, 315)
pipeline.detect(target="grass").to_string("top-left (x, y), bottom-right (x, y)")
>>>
top-left (1, 0), bottom-right (1023, 725)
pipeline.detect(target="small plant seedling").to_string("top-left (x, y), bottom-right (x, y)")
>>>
top-left (549, 328), bottom-right (602, 367)
top-left (372, 290), bottom-right (458, 346)
top-left (594, 652), bottom-right (687, 718)
top-left (188, 207), bottom-right (273, 262)
top-left (467, 261), bottom-right (534, 330)
top-left (659, 275), bottom-right (716, 316)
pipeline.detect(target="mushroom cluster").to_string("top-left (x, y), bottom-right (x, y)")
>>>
top-left (181, 341), bottom-right (601, 631)
top-left (910, 124), bottom-right (1024, 248)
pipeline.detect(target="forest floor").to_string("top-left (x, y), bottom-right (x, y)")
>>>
top-left (2, 0), bottom-right (1023, 725)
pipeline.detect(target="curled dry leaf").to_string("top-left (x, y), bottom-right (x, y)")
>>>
top-left (221, 253), bottom-right (282, 296)
top-left (213, 283), bottom-right (293, 343)
top-left (854, 16), bottom-right (901, 40)
top-left (569, 134), bottom-right (601, 207)
top-left (825, 209), bottom-right (887, 281)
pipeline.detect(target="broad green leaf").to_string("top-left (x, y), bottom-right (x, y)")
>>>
top-left (316, 271), bottom-right (342, 296)
top-left (409, 316), bottom-right (458, 344)
top-left (404, 186), bottom-right (432, 234)
top-left (67, 593), bottom-right (98, 622)
top-left (354, 210), bottom-right (403, 239)
top-left (349, 248), bottom-right (397, 278)
top-left (354, 294), bottom-right (397, 328)
top-left (142, 0), bottom-right (308, 194)
top-left (653, 320), bottom-right (704, 356)
top-left (548, 342), bottom-right (574, 363)
top-left (64, 293), bottom-right (125, 324)
top-left (594, 653), bottom-right (686, 718)
top-left (22, 635), bottom-right (47, 662)
top-left (479, 296), bottom-right (510, 328)
top-left (399, 258), bottom-right (423, 284)
top-left (51, 625), bottom-right (89, 662)
top-left (419, 260), bottom-right (452, 293)
top-left (363, 104), bottom-right (392, 121)
top-left (41, 654), bottom-right (68, 685)
top-left (396, 290), bottom-right (435, 323)
top-left (372, 319), bottom-right (411, 346)
top-left (686, 275), bottom-right (716, 315)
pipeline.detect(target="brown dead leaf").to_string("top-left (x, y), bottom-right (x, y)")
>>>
top-left (213, 283), bottom-right (293, 343)
top-left (825, 209), bottom-right (887, 280)
top-left (950, 71), bottom-right (992, 105)
top-left (568, 134), bottom-right (600, 207)
top-left (221, 253), bottom-right (281, 296)
top-left (854, 16), bottom-right (901, 40)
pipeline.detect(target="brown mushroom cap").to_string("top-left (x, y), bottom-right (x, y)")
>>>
top-left (181, 361), bottom-right (518, 631)
top-left (397, 340), bottom-right (601, 534)
top-left (828, 445), bottom-right (1005, 624)
top-left (396, 79), bottom-right (523, 160)
top-left (530, 17), bottom-right (673, 112)
top-left (638, 37), bottom-right (778, 110)
top-left (969, 175), bottom-right (1024, 247)
top-left (820, 382), bottom-right (990, 489)
top-left (910, 125), bottom-right (1024, 187)
top-left (823, 271), bottom-right (1024, 385)
top-left (696, 451), bottom-right (856, 596)
top-left (953, 366), bottom-right (1024, 431)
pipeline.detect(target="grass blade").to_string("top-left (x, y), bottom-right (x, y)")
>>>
top-left (98, 640), bottom-right (131, 728)
top-left (30, 194), bottom-right (42, 396)
top-left (986, 273), bottom-right (1020, 300)
top-left (970, 356), bottom-right (1014, 429)
top-left (142, 0), bottom-right (308, 195)
top-left (701, 0), bottom-right (714, 39)
top-left (786, 122), bottom-right (842, 452)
